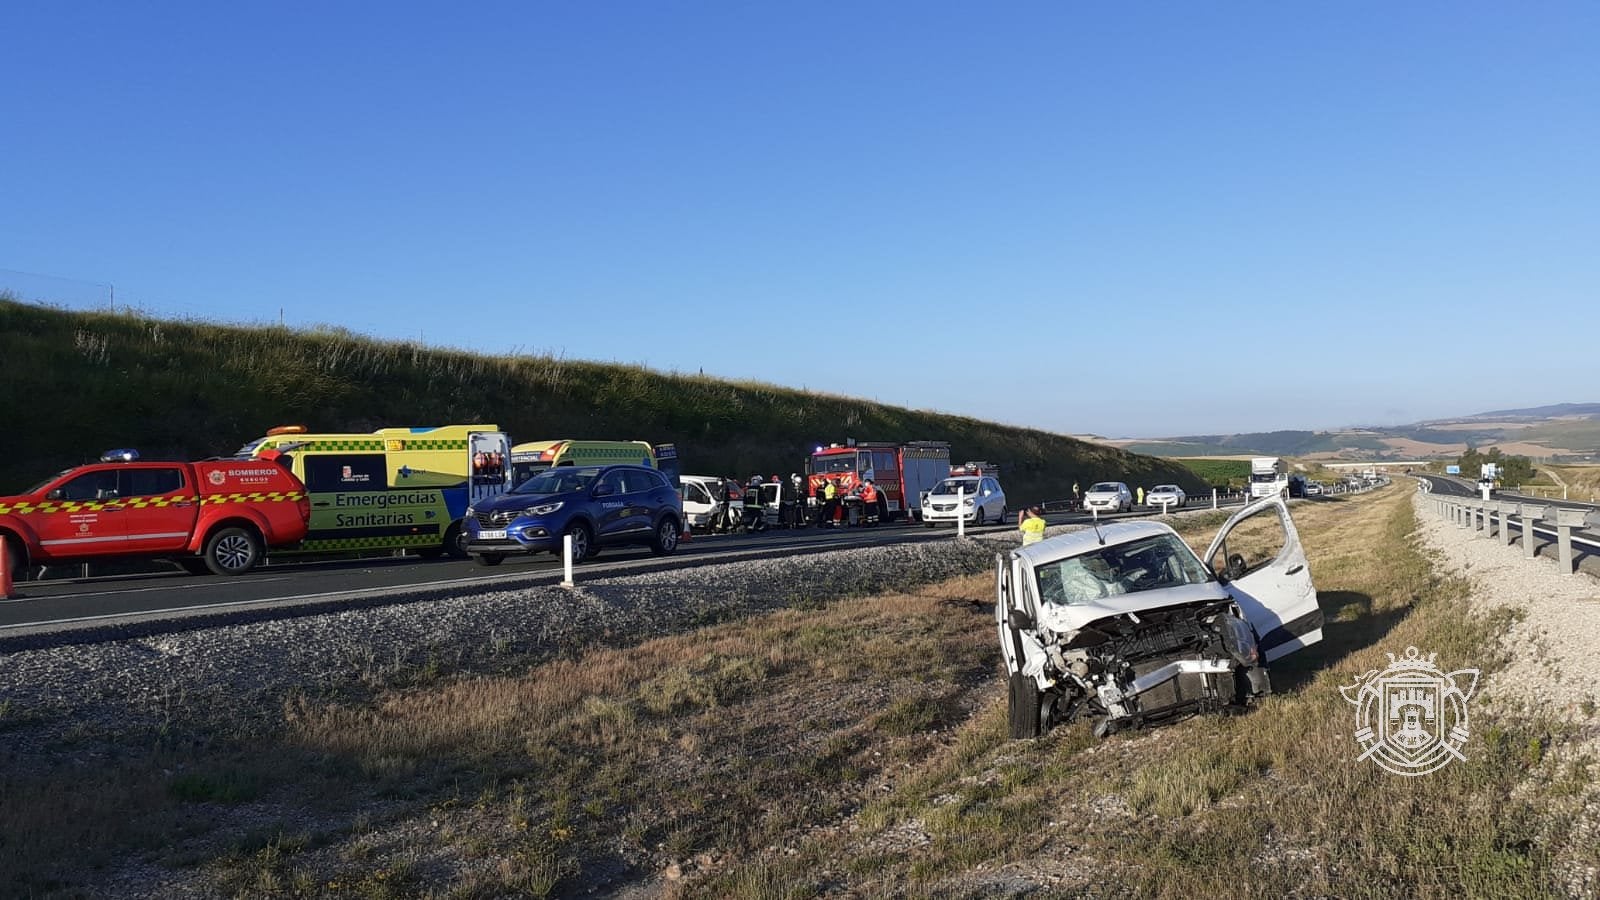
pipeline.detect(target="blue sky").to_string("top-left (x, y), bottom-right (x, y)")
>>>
top-left (4, 2), bottom-right (1596, 437)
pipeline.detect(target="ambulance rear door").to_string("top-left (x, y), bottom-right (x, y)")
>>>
top-left (469, 431), bottom-right (512, 503)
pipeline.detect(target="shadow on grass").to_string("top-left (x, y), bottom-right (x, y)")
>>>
top-left (1271, 590), bottom-right (1410, 693)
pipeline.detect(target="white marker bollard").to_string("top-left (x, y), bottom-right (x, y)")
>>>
top-left (1212, 488), bottom-right (1218, 510)
top-left (1162, 500), bottom-right (1171, 515)
top-left (957, 487), bottom-right (966, 538)
top-left (560, 533), bottom-right (575, 588)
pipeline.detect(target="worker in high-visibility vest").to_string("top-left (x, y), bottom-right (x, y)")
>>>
top-left (822, 480), bottom-right (839, 527)
top-left (1136, 485), bottom-right (1145, 506)
top-left (1019, 506), bottom-right (1046, 545)
top-left (860, 479), bottom-right (879, 525)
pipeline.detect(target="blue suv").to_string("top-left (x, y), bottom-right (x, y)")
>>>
top-left (464, 464), bottom-right (683, 566)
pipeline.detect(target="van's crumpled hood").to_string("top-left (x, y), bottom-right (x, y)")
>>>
top-left (1032, 582), bottom-right (1231, 635)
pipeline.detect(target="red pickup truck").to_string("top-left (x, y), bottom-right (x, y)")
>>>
top-left (0, 449), bottom-right (310, 579)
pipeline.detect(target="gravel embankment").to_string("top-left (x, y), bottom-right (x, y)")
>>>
top-left (1412, 492), bottom-right (1600, 723)
top-left (1412, 491), bottom-right (1600, 895)
top-left (0, 531), bottom-right (1048, 770)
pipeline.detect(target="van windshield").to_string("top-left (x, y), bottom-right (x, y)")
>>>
top-left (1035, 534), bottom-right (1210, 606)
top-left (512, 467), bottom-right (600, 495)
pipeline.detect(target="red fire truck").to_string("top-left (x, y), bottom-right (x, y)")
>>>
top-left (950, 460), bottom-right (1002, 479)
top-left (806, 441), bottom-right (951, 523)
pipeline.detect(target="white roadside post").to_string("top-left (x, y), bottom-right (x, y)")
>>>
top-left (957, 486), bottom-right (967, 538)
top-left (560, 533), bottom-right (575, 588)
top-left (1162, 499), bottom-right (1170, 515)
top-left (1212, 488), bottom-right (1218, 509)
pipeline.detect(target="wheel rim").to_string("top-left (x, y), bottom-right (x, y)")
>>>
top-left (659, 522), bottom-right (678, 550)
top-left (569, 528), bottom-right (589, 559)
top-left (215, 534), bottom-right (254, 571)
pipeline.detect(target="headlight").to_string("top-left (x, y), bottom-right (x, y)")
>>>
top-left (526, 501), bottom-right (563, 516)
top-left (465, 506), bottom-right (475, 518)
top-left (963, 498), bottom-right (975, 506)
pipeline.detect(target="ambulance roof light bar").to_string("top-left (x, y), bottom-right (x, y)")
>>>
top-left (101, 449), bottom-right (141, 462)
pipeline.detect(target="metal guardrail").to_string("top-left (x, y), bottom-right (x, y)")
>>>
top-left (1420, 484), bottom-right (1598, 576)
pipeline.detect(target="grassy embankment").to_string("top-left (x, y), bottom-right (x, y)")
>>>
top-left (4, 485), bottom-right (1591, 896)
top-left (0, 297), bottom-right (1203, 504)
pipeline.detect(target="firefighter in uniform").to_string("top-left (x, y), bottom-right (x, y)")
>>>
top-left (822, 479), bottom-right (839, 526)
top-left (860, 478), bottom-right (879, 525)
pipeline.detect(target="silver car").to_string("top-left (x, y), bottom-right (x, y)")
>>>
top-left (1146, 484), bottom-right (1187, 509)
top-left (1082, 481), bottom-right (1133, 513)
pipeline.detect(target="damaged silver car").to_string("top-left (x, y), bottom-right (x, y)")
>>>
top-left (996, 497), bottom-right (1323, 738)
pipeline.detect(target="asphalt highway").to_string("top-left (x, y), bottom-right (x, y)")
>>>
top-left (0, 500), bottom-right (1250, 635)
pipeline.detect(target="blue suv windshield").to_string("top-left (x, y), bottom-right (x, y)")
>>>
top-left (512, 467), bottom-right (601, 495)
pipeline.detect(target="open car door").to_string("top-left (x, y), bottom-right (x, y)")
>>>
top-left (1203, 497), bottom-right (1322, 662)
top-left (996, 552), bottom-right (1023, 676)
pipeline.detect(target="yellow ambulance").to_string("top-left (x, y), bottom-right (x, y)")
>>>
top-left (237, 424), bottom-right (511, 557)
top-left (509, 440), bottom-right (679, 487)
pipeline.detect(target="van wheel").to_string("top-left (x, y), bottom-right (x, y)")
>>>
top-left (444, 522), bottom-right (469, 559)
top-left (651, 517), bottom-right (680, 555)
top-left (973, 508), bottom-right (986, 527)
top-left (474, 553), bottom-right (505, 567)
top-left (203, 526), bottom-right (262, 576)
top-left (1008, 672), bottom-right (1042, 739)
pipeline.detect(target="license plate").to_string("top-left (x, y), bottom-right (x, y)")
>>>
top-left (478, 529), bottom-right (507, 540)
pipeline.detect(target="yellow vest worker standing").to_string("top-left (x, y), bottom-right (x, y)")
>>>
top-left (823, 480), bottom-right (839, 527)
top-left (1136, 486), bottom-right (1145, 506)
top-left (1019, 506), bottom-right (1046, 545)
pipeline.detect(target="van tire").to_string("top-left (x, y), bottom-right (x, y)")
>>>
top-left (203, 526), bottom-right (262, 576)
top-left (1008, 672), bottom-right (1042, 739)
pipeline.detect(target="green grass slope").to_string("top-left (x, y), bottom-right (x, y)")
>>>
top-left (0, 299), bottom-right (1206, 503)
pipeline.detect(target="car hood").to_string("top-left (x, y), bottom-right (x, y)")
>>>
top-left (1083, 491), bottom-right (1122, 500)
top-left (1147, 490), bottom-right (1182, 498)
top-left (475, 490), bottom-right (580, 512)
top-left (1031, 582), bottom-right (1230, 635)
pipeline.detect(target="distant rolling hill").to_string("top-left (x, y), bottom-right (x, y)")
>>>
top-left (1110, 403), bottom-right (1600, 462)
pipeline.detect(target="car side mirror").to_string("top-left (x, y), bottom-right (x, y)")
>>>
top-left (1008, 608), bottom-right (1035, 630)
top-left (593, 484), bottom-right (615, 497)
top-left (1225, 553), bottom-right (1248, 581)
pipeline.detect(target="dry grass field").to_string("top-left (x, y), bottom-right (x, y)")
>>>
top-left (3, 485), bottom-right (1594, 897)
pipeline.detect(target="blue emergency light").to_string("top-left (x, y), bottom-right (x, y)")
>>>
top-left (101, 449), bottom-right (141, 462)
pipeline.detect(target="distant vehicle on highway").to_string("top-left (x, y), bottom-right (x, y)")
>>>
top-left (464, 464), bottom-right (683, 566)
top-left (1305, 481), bottom-right (1325, 496)
top-left (1082, 482), bottom-right (1134, 514)
top-left (1145, 484), bottom-right (1186, 510)
top-left (921, 475), bottom-right (1006, 526)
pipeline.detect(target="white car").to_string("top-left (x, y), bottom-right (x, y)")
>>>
top-left (1082, 481), bottom-right (1133, 513)
top-left (679, 475), bottom-right (743, 531)
top-left (921, 476), bottom-right (1006, 526)
top-left (1146, 484), bottom-right (1187, 509)
top-left (1305, 482), bottom-right (1324, 497)
top-left (997, 497), bottom-right (1322, 738)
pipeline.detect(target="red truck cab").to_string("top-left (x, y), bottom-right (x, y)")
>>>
top-left (0, 449), bottom-right (310, 579)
